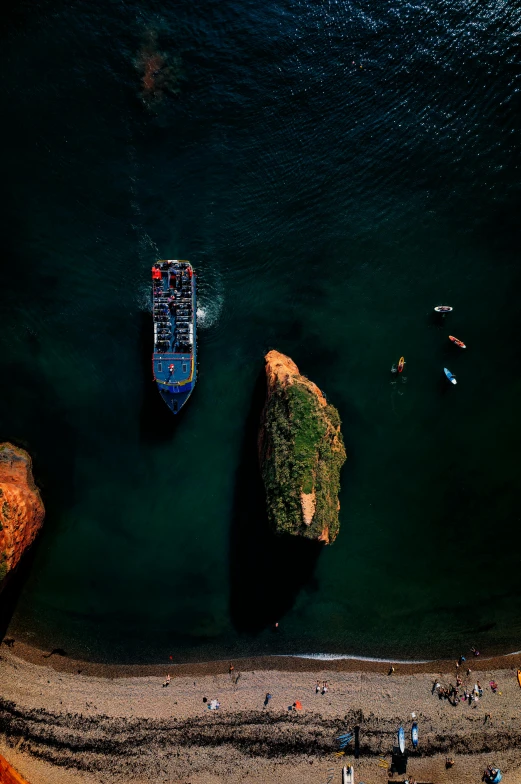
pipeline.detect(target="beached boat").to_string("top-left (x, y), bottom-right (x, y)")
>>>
top-left (152, 259), bottom-right (197, 414)
top-left (449, 335), bottom-right (466, 348)
top-left (398, 726), bottom-right (405, 754)
top-left (342, 765), bottom-right (354, 784)
top-left (444, 367), bottom-right (457, 385)
top-left (411, 721), bottom-right (418, 748)
top-left (434, 305), bottom-right (453, 313)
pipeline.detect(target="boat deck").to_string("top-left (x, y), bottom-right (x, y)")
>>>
top-left (152, 259), bottom-right (196, 413)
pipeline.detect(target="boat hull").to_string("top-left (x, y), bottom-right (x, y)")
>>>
top-left (398, 726), bottom-right (405, 754)
top-left (342, 765), bottom-right (353, 784)
top-left (152, 259), bottom-right (197, 415)
top-left (444, 367), bottom-right (457, 385)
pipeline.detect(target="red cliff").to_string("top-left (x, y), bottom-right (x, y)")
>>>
top-left (0, 444), bottom-right (45, 586)
top-left (0, 755), bottom-right (31, 784)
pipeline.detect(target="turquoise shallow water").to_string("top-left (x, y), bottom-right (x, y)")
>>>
top-left (1, 0), bottom-right (521, 663)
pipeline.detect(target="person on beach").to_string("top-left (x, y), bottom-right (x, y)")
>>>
top-left (229, 663), bottom-right (234, 677)
top-left (388, 666), bottom-right (395, 675)
top-left (456, 675), bottom-right (462, 687)
top-left (477, 681), bottom-right (483, 697)
top-left (162, 674), bottom-right (171, 687)
top-left (321, 681), bottom-right (328, 694)
top-left (315, 681), bottom-right (320, 694)
top-left (458, 655), bottom-right (466, 666)
top-left (471, 646), bottom-right (480, 657)
top-left (466, 667), bottom-right (472, 677)
top-left (264, 693), bottom-right (272, 708)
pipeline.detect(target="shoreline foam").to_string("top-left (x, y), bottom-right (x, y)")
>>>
top-left (4, 637), bottom-right (521, 679)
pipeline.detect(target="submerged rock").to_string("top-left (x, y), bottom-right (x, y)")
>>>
top-left (0, 443), bottom-right (45, 587)
top-left (136, 29), bottom-right (182, 105)
top-left (258, 351), bottom-right (346, 544)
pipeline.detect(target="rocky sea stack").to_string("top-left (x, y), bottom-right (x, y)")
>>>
top-left (259, 351), bottom-right (346, 544)
top-left (0, 443), bottom-right (45, 588)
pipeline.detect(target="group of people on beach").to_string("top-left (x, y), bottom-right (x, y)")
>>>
top-left (432, 647), bottom-right (490, 707)
top-left (433, 677), bottom-right (484, 707)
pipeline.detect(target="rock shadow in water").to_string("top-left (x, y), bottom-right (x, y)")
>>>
top-left (229, 368), bottom-right (322, 634)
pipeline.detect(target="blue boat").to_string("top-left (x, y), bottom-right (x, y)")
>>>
top-left (444, 367), bottom-right (457, 385)
top-left (398, 725), bottom-right (405, 754)
top-left (152, 259), bottom-right (197, 414)
top-left (411, 721), bottom-right (418, 748)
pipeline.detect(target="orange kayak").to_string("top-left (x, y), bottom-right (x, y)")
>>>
top-left (517, 670), bottom-right (521, 688)
top-left (449, 335), bottom-right (466, 349)
top-left (398, 356), bottom-right (405, 373)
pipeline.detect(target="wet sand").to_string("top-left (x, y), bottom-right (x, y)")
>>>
top-left (1, 644), bottom-right (521, 783)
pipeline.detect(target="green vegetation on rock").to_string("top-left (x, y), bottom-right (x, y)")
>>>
top-left (260, 372), bottom-right (346, 543)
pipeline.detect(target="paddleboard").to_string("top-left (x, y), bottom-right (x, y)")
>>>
top-left (449, 335), bottom-right (466, 348)
top-left (434, 305), bottom-right (453, 312)
top-left (411, 721), bottom-right (418, 748)
top-left (517, 670), bottom-right (521, 688)
top-left (342, 765), bottom-right (354, 784)
top-left (398, 726), bottom-right (405, 754)
top-left (444, 367), bottom-right (457, 385)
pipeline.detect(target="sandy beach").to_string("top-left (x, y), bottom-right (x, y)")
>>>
top-left (1, 643), bottom-right (521, 783)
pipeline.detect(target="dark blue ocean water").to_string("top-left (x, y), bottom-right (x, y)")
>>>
top-left (1, 0), bottom-right (521, 663)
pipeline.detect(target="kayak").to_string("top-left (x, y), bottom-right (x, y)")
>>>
top-left (398, 725), bottom-right (405, 754)
top-left (398, 356), bottom-right (405, 373)
top-left (449, 335), bottom-right (466, 349)
top-left (517, 670), bottom-right (521, 688)
top-left (342, 765), bottom-right (354, 784)
top-left (434, 305), bottom-right (453, 313)
top-left (444, 368), bottom-right (457, 385)
top-left (411, 721), bottom-right (418, 748)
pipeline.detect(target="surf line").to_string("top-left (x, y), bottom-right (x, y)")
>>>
top-left (284, 654), bottom-right (433, 664)
top-left (284, 649), bottom-right (521, 664)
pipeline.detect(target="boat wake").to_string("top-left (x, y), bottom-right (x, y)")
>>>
top-left (197, 294), bottom-right (224, 329)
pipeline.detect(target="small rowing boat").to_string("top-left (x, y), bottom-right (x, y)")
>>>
top-left (411, 721), bottom-right (418, 748)
top-left (398, 725), bottom-right (405, 754)
top-left (449, 335), bottom-right (466, 349)
top-left (342, 765), bottom-right (354, 784)
top-left (398, 356), bottom-right (405, 373)
top-left (444, 368), bottom-right (457, 385)
top-left (434, 305), bottom-right (453, 313)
